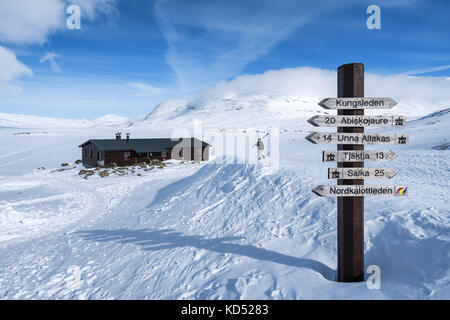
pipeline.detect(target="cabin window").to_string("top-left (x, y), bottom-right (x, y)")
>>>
top-left (90, 150), bottom-right (93, 159)
top-left (124, 152), bottom-right (131, 160)
top-left (97, 152), bottom-right (100, 160)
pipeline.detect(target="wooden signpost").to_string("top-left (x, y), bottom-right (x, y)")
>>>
top-left (306, 63), bottom-right (408, 282)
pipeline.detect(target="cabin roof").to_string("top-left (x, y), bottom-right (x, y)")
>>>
top-left (78, 137), bottom-right (210, 153)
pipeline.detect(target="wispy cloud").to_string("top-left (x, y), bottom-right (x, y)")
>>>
top-left (128, 82), bottom-right (164, 96)
top-left (69, 0), bottom-right (119, 21)
top-left (375, 0), bottom-right (424, 8)
top-left (153, 0), bottom-right (427, 95)
top-left (0, 46), bottom-right (33, 94)
top-left (153, 0), bottom-right (324, 94)
top-left (40, 52), bottom-right (62, 72)
top-left (400, 65), bottom-right (450, 76)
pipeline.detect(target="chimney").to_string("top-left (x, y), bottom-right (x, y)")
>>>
top-left (115, 132), bottom-right (122, 140)
top-left (126, 133), bottom-right (130, 142)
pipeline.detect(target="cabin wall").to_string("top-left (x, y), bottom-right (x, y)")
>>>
top-left (81, 142), bottom-right (210, 167)
top-left (82, 143), bottom-right (103, 167)
top-left (202, 146), bottom-right (210, 161)
top-left (104, 150), bottom-right (135, 166)
top-left (189, 146), bottom-right (210, 161)
top-left (169, 146), bottom-right (209, 161)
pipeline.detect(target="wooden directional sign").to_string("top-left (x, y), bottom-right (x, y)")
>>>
top-left (307, 115), bottom-right (406, 127)
top-left (306, 132), bottom-right (409, 145)
top-left (312, 185), bottom-right (408, 197)
top-left (319, 97), bottom-right (397, 110)
top-left (306, 63), bottom-right (409, 282)
top-left (322, 150), bottom-right (397, 162)
top-left (328, 168), bottom-right (397, 179)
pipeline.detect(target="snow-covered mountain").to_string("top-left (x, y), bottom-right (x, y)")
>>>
top-left (406, 108), bottom-right (450, 150)
top-left (130, 93), bottom-right (321, 131)
top-left (130, 67), bottom-right (450, 130)
top-left (0, 112), bottom-right (131, 129)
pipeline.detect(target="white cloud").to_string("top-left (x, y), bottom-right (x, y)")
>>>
top-left (0, 0), bottom-right (119, 93)
top-left (0, 0), bottom-right (65, 44)
top-left (0, 46), bottom-right (33, 94)
top-left (198, 67), bottom-right (336, 102)
top-left (365, 73), bottom-right (450, 114)
top-left (128, 82), bottom-right (164, 95)
top-left (40, 52), bottom-right (62, 72)
top-left (196, 66), bottom-right (450, 116)
top-left (69, 0), bottom-right (119, 21)
top-left (0, 0), bottom-right (119, 44)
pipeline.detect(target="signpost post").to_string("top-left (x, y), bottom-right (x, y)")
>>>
top-left (306, 63), bottom-right (408, 282)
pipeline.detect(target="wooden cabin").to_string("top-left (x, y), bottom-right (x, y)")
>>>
top-left (79, 134), bottom-right (210, 167)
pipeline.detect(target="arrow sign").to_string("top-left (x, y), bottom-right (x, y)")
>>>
top-left (322, 150), bottom-right (398, 162)
top-left (307, 115), bottom-right (406, 127)
top-left (318, 97), bottom-right (397, 110)
top-left (312, 185), bottom-right (408, 197)
top-left (328, 168), bottom-right (397, 179)
top-left (306, 132), bottom-right (409, 145)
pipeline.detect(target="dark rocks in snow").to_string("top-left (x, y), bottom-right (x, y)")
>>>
top-left (51, 166), bottom-right (75, 173)
top-left (99, 170), bottom-right (109, 178)
top-left (79, 169), bottom-right (94, 176)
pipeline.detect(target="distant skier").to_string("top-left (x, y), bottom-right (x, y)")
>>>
top-left (256, 138), bottom-right (265, 160)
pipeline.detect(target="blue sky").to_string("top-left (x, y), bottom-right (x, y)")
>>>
top-left (0, 0), bottom-right (449, 118)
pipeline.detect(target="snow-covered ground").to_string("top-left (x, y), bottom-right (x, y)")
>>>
top-left (0, 89), bottom-right (449, 299)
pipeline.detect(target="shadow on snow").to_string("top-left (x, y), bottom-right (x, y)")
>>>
top-left (76, 228), bottom-right (336, 281)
